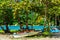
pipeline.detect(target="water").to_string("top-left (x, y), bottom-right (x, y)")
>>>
top-left (0, 25), bottom-right (60, 32)
top-left (0, 25), bottom-right (44, 30)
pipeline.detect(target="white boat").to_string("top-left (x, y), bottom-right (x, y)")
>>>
top-left (11, 31), bottom-right (40, 38)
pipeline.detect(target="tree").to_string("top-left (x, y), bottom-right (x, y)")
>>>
top-left (0, 0), bottom-right (13, 33)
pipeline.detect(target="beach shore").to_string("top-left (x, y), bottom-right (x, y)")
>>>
top-left (0, 34), bottom-right (60, 40)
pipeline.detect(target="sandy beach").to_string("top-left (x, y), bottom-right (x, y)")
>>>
top-left (0, 34), bottom-right (60, 40)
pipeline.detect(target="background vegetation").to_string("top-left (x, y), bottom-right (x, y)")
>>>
top-left (0, 0), bottom-right (60, 33)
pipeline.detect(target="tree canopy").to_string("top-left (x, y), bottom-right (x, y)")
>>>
top-left (0, 0), bottom-right (60, 25)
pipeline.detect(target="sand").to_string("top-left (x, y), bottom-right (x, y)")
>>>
top-left (0, 34), bottom-right (60, 40)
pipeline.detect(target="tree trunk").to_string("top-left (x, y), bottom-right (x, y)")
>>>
top-left (4, 22), bottom-right (11, 33)
top-left (18, 18), bottom-right (23, 32)
top-left (44, 0), bottom-right (48, 27)
top-left (26, 11), bottom-right (29, 32)
top-left (55, 14), bottom-right (57, 27)
top-left (57, 16), bottom-right (59, 26)
top-left (48, 15), bottom-right (51, 32)
top-left (59, 16), bottom-right (60, 27)
top-left (3, 15), bottom-right (11, 33)
top-left (42, 0), bottom-right (49, 32)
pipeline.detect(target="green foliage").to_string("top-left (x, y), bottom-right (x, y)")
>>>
top-left (43, 31), bottom-right (51, 36)
top-left (0, 0), bottom-right (60, 25)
